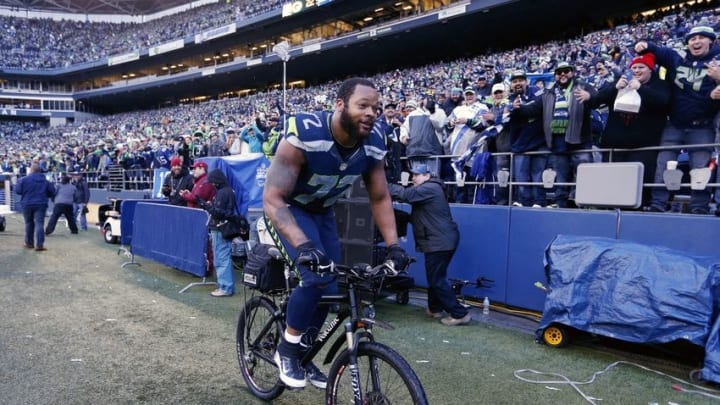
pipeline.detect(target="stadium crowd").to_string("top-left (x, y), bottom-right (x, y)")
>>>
top-left (0, 0), bottom-right (284, 69)
top-left (1, 3), bottom-right (719, 213)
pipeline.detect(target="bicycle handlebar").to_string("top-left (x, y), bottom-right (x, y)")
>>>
top-left (335, 259), bottom-right (415, 282)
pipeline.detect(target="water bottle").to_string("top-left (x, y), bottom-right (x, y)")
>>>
top-left (482, 297), bottom-right (490, 315)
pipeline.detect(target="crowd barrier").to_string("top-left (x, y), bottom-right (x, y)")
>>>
top-left (397, 204), bottom-right (720, 312)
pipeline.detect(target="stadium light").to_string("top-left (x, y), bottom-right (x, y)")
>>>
top-left (272, 41), bottom-right (291, 133)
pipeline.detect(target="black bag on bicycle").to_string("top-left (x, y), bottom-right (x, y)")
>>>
top-left (242, 243), bottom-right (286, 293)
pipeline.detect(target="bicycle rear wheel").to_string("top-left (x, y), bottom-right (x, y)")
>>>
top-left (236, 295), bottom-right (285, 400)
top-left (326, 341), bottom-right (428, 405)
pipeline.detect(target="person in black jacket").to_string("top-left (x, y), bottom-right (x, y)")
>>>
top-left (161, 157), bottom-right (194, 206)
top-left (580, 53), bottom-right (671, 208)
top-left (71, 170), bottom-right (90, 230)
top-left (388, 164), bottom-right (470, 326)
top-left (202, 168), bottom-right (242, 297)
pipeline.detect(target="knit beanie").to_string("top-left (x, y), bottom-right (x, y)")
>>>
top-left (630, 53), bottom-right (655, 70)
top-left (170, 157), bottom-right (182, 167)
top-left (685, 26), bottom-right (716, 43)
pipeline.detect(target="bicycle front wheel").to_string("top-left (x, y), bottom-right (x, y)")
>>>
top-left (326, 341), bottom-right (428, 405)
top-left (236, 295), bottom-right (285, 400)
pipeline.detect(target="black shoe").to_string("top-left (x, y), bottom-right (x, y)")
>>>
top-left (274, 349), bottom-right (306, 389)
top-left (647, 206), bottom-right (664, 213)
top-left (690, 208), bottom-right (709, 215)
top-left (305, 362), bottom-right (327, 389)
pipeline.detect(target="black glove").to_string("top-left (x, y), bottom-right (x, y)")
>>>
top-left (385, 243), bottom-right (410, 270)
top-left (295, 241), bottom-right (334, 273)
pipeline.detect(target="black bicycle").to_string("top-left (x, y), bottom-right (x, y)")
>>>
top-left (236, 248), bottom-right (428, 404)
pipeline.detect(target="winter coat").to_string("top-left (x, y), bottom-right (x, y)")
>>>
top-left (15, 172), bottom-right (55, 208)
top-left (388, 179), bottom-right (459, 253)
top-left (205, 169), bottom-right (236, 228)
top-left (644, 42), bottom-right (720, 128)
top-left (589, 74), bottom-right (671, 148)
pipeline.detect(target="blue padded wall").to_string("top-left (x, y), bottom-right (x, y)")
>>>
top-left (618, 212), bottom-right (720, 257)
top-left (505, 208), bottom-right (618, 311)
top-left (399, 205), bottom-right (510, 304)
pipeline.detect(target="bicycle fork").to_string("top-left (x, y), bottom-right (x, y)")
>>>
top-left (344, 321), bottom-right (364, 405)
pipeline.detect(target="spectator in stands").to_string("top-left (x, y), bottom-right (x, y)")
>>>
top-left (240, 122), bottom-right (265, 153)
top-left (262, 118), bottom-right (283, 161)
top-left (205, 131), bottom-right (226, 157)
top-left (15, 163), bottom-right (55, 251)
top-left (445, 86), bottom-right (494, 203)
top-left (387, 164), bottom-right (470, 326)
top-left (162, 157), bottom-right (194, 206)
top-left (225, 127), bottom-right (245, 155)
top-left (179, 161), bottom-right (215, 208)
top-left (441, 87), bottom-right (464, 116)
top-left (45, 175), bottom-right (79, 235)
top-left (509, 69), bottom-right (548, 207)
top-left (636, 25), bottom-right (720, 214)
top-left (201, 169), bottom-right (238, 297)
top-left (72, 170), bottom-right (90, 231)
top-left (486, 83), bottom-right (511, 205)
top-left (376, 101), bottom-right (404, 184)
top-left (263, 78), bottom-right (407, 390)
top-left (582, 53), bottom-right (671, 208)
top-left (515, 62), bottom-right (597, 208)
top-left (400, 97), bottom-right (446, 176)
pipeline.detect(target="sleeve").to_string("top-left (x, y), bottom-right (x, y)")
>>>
top-left (388, 182), bottom-right (436, 204)
top-left (429, 108), bottom-right (447, 130)
top-left (644, 43), bottom-right (682, 72)
top-left (399, 116), bottom-right (410, 142)
top-left (587, 80), bottom-right (617, 109)
top-left (252, 123), bottom-right (266, 142)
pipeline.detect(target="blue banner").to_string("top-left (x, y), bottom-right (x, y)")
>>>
top-left (196, 154), bottom-right (269, 215)
top-left (152, 168), bottom-right (170, 199)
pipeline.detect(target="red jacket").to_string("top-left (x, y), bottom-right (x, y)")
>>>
top-left (182, 173), bottom-right (216, 208)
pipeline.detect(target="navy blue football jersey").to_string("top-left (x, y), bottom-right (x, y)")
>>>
top-left (285, 111), bottom-right (386, 213)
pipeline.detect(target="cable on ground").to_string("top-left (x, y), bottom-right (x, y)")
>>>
top-left (514, 360), bottom-right (720, 404)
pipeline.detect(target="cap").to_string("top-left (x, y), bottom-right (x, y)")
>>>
top-left (492, 83), bottom-right (506, 94)
top-left (510, 69), bottom-right (527, 80)
top-left (685, 25), bottom-right (716, 43)
top-left (463, 86), bottom-right (476, 95)
top-left (410, 164), bottom-right (431, 175)
top-left (190, 161), bottom-right (208, 169)
top-left (450, 87), bottom-right (462, 96)
top-left (384, 101), bottom-right (397, 109)
top-left (226, 127), bottom-right (236, 133)
top-left (170, 157), bottom-right (183, 167)
top-left (554, 61), bottom-right (574, 73)
top-left (630, 53), bottom-right (655, 70)
top-left (477, 74), bottom-right (487, 80)
top-left (405, 100), bottom-right (418, 109)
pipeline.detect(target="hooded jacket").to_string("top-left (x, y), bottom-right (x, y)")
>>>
top-left (205, 169), bottom-right (236, 228)
top-left (15, 172), bottom-right (55, 208)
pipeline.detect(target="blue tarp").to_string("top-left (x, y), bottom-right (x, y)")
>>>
top-left (537, 235), bottom-right (720, 383)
